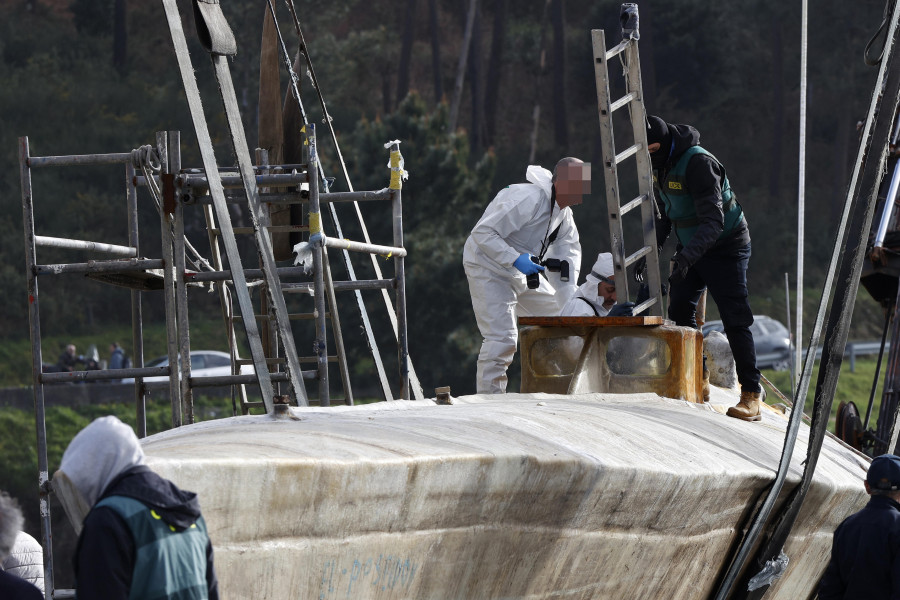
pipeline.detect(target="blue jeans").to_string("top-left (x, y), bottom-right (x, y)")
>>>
top-left (668, 243), bottom-right (761, 393)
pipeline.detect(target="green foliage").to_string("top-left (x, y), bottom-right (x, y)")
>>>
top-left (328, 93), bottom-right (496, 391)
top-left (765, 356), bottom-right (886, 433)
top-left (0, 0), bottom-right (893, 398)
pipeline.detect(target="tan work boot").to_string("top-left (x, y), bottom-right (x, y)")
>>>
top-left (727, 388), bottom-right (765, 422)
top-left (702, 367), bottom-right (710, 403)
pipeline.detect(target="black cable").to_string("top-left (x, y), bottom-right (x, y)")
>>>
top-left (866, 0), bottom-right (897, 66)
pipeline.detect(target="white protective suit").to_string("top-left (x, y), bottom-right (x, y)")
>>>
top-left (463, 165), bottom-right (581, 394)
top-left (561, 252), bottom-right (614, 317)
top-left (1, 531), bottom-right (44, 592)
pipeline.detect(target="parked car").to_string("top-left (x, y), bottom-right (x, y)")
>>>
top-left (701, 315), bottom-right (793, 371)
top-left (119, 350), bottom-right (252, 383)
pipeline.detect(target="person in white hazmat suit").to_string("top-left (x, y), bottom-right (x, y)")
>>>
top-left (561, 252), bottom-right (635, 317)
top-left (463, 158), bottom-right (588, 394)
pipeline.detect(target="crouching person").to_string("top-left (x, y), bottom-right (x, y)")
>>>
top-left (561, 252), bottom-right (636, 317)
top-left (54, 416), bottom-right (218, 600)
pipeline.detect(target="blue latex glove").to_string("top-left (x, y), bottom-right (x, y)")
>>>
top-left (513, 254), bottom-right (545, 275)
top-left (608, 302), bottom-right (635, 317)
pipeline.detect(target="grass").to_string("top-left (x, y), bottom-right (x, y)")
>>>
top-left (761, 355), bottom-right (885, 433)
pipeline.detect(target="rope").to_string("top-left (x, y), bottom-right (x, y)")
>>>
top-left (131, 145), bottom-right (214, 275)
top-left (866, 0), bottom-right (897, 66)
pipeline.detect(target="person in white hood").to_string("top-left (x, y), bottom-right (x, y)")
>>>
top-left (55, 416), bottom-right (218, 599)
top-left (562, 252), bottom-right (627, 317)
top-left (464, 158), bottom-right (587, 394)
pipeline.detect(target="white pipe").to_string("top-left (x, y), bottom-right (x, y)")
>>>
top-left (795, 0), bottom-right (808, 388)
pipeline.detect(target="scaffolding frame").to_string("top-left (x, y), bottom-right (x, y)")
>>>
top-left (20, 125), bottom-right (412, 597)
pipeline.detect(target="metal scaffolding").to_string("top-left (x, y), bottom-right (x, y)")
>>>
top-left (20, 125), bottom-right (413, 598)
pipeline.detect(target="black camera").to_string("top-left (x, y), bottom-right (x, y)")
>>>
top-left (526, 257), bottom-right (570, 289)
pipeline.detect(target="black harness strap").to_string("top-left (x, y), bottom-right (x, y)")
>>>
top-left (578, 296), bottom-right (600, 317)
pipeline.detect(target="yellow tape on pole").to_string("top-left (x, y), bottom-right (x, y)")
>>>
top-left (309, 212), bottom-right (321, 234)
top-left (389, 150), bottom-right (403, 190)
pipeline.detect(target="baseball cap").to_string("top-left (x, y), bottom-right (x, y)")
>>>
top-left (867, 454), bottom-right (900, 490)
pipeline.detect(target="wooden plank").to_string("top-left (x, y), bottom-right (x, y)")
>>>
top-left (518, 316), bottom-right (664, 327)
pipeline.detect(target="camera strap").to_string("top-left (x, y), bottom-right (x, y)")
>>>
top-left (537, 194), bottom-right (562, 262)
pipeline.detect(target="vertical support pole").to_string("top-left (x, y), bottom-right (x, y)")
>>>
top-left (323, 253), bottom-right (355, 405)
top-left (126, 161), bottom-right (147, 437)
top-left (389, 142), bottom-right (410, 400)
top-left (157, 131), bottom-right (182, 428)
top-left (169, 131), bottom-right (193, 424)
top-left (255, 148), bottom-right (279, 395)
top-left (623, 36), bottom-right (663, 317)
top-left (20, 136), bottom-right (54, 597)
top-left (592, 30), bottom-right (627, 294)
top-left (308, 125), bottom-right (330, 405)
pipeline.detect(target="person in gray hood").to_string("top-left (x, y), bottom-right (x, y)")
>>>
top-left (55, 416), bottom-right (218, 599)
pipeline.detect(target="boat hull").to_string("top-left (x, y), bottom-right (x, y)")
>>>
top-left (142, 392), bottom-right (868, 599)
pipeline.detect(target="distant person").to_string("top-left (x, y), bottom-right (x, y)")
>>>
top-left (0, 491), bottom-right (43, 600)
top-left (561, 252), bottom-right (635, 317)
top-left (55, 416), bottom-right (218, 599)
top-left (646, 115), bottom-right (762, 420)
top-left (57, 343), bottom-right (83, 373)
top-left (1, 529), bottom-right (44, 592)
top-left (463, 158), bottom-right (586, 394)
top-left (819, 454), bottom-right (900, 599)
top-left (108, 343), bottom-right (126, 370)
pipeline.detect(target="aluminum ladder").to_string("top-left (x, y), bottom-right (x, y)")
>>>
top-left (591, 15), bottom-right (663, 316)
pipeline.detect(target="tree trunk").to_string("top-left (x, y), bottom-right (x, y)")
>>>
top-left (528, 0), bottom-right (552, 163)
top-left (637, 0), bottom-right (657, 112)
top-left (448, 0), bottom-right (478, 134)
top-left (551, 0), bottom-right (567, 148)
top-left (468, 1), bottom-right (483, 154)
top-left (396, 0), bottom-right (418, 105)
top-left (113, 0), bottom-right (127, 74)
top-left (769, 17), bottom-right (784, 199)
top-left (383, 67), bottom-right (393, 115)
top-left (484, 0), bottom-right (507, 146)
top-left (428, 0), bottom-right (443, 102)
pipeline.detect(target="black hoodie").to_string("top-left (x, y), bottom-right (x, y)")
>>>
top-left (654, 123), bottom-right (750, 265)
top-left (74, 466), bottom-right (219, 599)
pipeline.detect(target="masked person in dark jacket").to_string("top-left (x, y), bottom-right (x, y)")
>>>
top-left (54, 416), bottom-right (218, 600)
top-left (646, 115), bottom-right (763, 420)
top-left (819, 454), bottom-right (900, 599)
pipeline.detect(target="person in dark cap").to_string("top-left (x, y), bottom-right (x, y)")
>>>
top-left (645, 115), bottom-right (762, 420)
top-left (819, 454), bottom-right (900, 599)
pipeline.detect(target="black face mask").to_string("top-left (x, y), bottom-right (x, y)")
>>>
top-left (650, 150), bottom-right (668, 170)
top-left (650, 137), bottom-right (673, 171)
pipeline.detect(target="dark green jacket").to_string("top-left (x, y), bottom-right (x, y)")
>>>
top-left (75, 467), bottom-right (218, 600)
top-left (653, 123), bottom-right (750, 265)
top-left (94, 495), bottom-right (211, 600)
top-left (656, 146), bottom-right (743, 247)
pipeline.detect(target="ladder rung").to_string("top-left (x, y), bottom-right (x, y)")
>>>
top-left (211, 225), bottom-right (308, 235)
top-left (233, 312), bottom-right (331, 322)
top-left (236, 356), bottom-right (338, 365)
top-left (604, 38), bottom-right (631, 61)
top-left (609, 92), bottom-right (637, 114)
top-left (619, 194), bottom-right (648, 216)
top-left (633, 297), bottom-right (658, 315)
top-left (610, 143), bottom-right (642, 167)
top-left (624, 246), bottom-right (653, 268)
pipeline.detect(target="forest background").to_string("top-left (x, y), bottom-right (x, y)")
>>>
top-left (0, 0), bottom-right (896, 586)
top-left (0, 0), bottom-right (892, 395)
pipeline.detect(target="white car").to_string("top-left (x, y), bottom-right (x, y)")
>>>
top-left (119, 350), bottom-right (253, 383)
